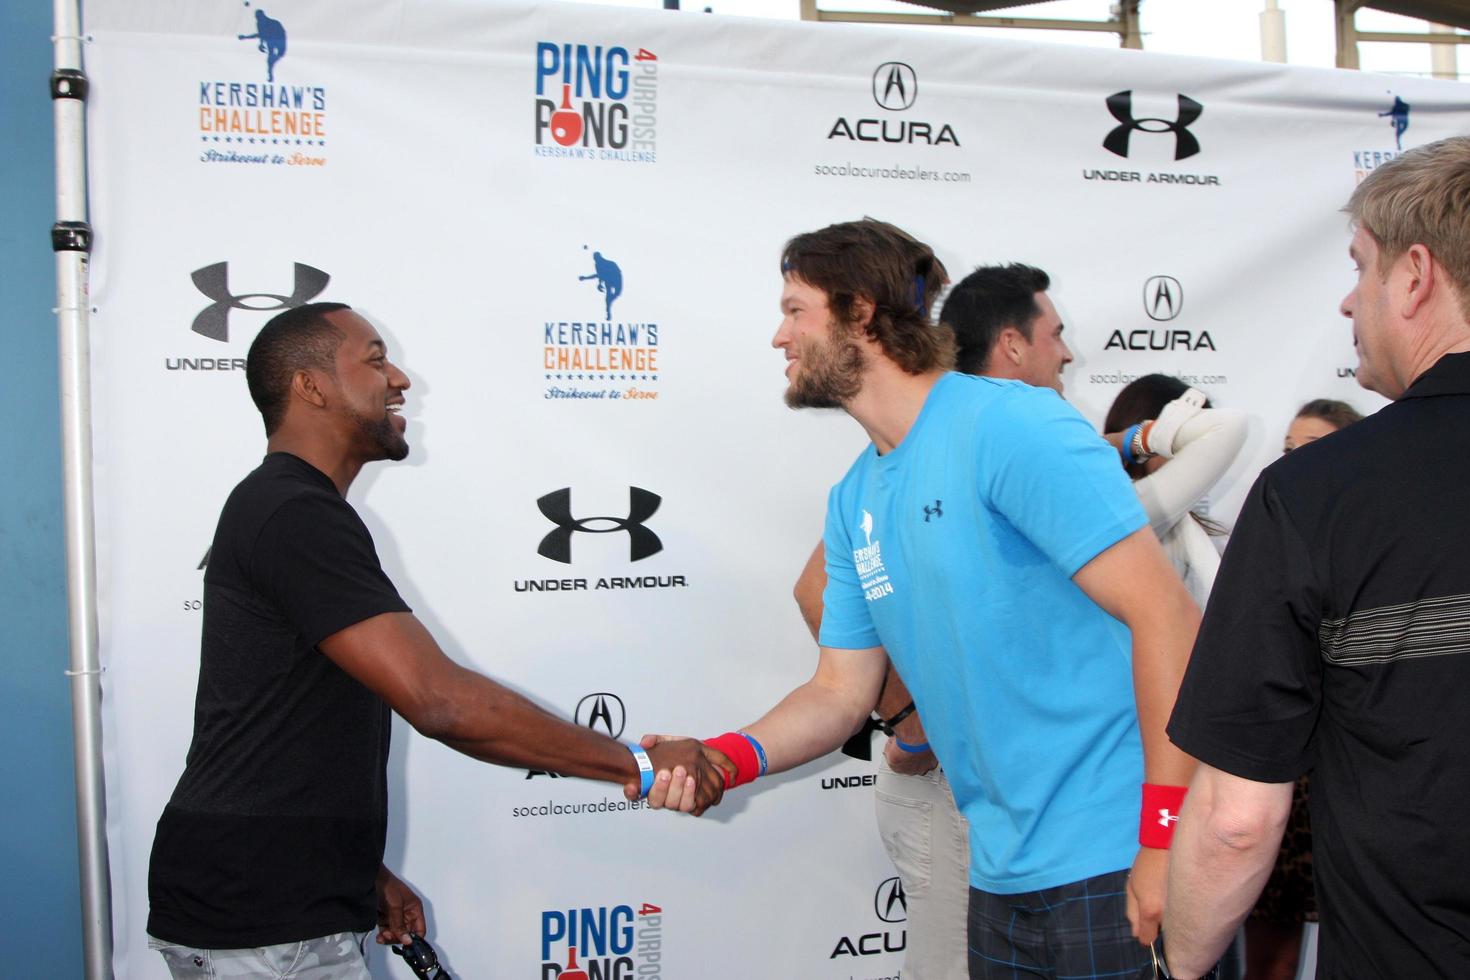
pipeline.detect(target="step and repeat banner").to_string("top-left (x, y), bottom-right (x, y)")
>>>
top-left (82, 0), bottom-right (1463, 975)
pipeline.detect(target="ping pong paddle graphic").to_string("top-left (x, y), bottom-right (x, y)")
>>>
top-left (552, 84), bottom-right (582, 147)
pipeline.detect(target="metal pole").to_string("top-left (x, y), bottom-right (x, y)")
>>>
top-left (1261, 0), bottom-right (1287, 63)
top-left (51, 0), bottom-right (113, 976)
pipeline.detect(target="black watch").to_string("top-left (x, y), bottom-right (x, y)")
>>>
top-left (874, 700), bottom-right (916, 736)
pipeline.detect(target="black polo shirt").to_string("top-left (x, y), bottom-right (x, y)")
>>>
top-left (1169, 352), bottom-right (1470, 978)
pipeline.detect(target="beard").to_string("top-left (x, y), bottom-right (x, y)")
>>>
top-left (353, 409), bottom-right (410, 462)
top-left (785, 322), bottom-right (865, 409)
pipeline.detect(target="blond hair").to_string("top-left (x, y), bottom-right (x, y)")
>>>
top-left (1345, 136), bottom-right (1470, 318)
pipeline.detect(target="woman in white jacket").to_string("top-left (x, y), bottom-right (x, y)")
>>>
top-left (1101, 375), bottom-right (1248, 608)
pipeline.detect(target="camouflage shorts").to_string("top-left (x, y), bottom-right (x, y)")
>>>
top-left (147, 931), bottom-right (372, 979)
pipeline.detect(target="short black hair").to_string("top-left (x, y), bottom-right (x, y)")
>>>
top-left (939, 263), bottom-right (1051, 375)
top-left (245, 302), bottom-right (351, 435)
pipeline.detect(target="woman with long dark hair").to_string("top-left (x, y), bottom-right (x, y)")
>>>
top-left (1101, 374), bottom-right (1247, 606)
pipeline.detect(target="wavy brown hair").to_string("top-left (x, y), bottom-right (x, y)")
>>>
top-left (781, 218), bottom-right (954, 375)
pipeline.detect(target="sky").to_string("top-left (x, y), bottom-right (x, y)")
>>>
top-left (573, 0), bottom-right (1465, 80)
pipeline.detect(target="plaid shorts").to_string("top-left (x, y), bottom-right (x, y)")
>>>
top-left (967, 869), bottom-right (1154, 979)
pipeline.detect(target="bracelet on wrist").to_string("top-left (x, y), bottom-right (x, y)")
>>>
top-left (894, 737), bottom-right (930, 754)
top-left (703, 731), bottom-right (762, 788)
top-left (1121, 423), bottom-right (1140, 464)
top-left (875, 700), bottom-right (916, 736)
top-left (1140, 783), bottom-right (1188, 849)
top-left (626, 743), bottom-right (655, 799)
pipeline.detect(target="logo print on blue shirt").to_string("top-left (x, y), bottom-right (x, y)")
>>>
top-left (855, 509), bottom-right (894, 602)
top-left (922, 500), bottom-right (942, 522)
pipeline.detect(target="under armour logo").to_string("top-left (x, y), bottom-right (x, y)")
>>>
top-left (536, 487), bottom-right (663, 564)
top-left (1157, 808), bottom-right (1180, 828)
top-left (1144, 276), bottom-right (1183, 322)
top-left (875, 876), bottom-right (908, 923)
top-left (190, 261), bottom-right (330, 342)
top-left (1103, 91), bottom-right (1203, 161)
top-left (872, 62), bottom-right (918, 111)
top-left (574, 692), bottom-right (626, 739)
top-left (923, 500), bottom-right (942, 522)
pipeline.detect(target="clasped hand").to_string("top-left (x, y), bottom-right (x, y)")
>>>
top-left (621, 734), bottom-right (733, 816)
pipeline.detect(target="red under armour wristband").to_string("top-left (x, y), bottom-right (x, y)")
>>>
top-left (703, 732), bottom-right (759, 789)
top-left (1140, 783), bottom-right (1188, 849)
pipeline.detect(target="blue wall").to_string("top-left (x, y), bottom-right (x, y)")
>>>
top-left (1, 2), bottom-right (85, 972)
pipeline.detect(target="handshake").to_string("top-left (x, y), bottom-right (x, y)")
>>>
top-left (619, 734), bottom-right (741, 817)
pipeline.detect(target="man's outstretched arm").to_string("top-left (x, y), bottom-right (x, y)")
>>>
top-left (1163, 765), bottom-right (1293, 978)
top-left (319, 611), bottom-right (726, 813)
top-left (1071, 525), bottom-right (1202, 945)
top-left (644, 642), bottom-right (890, 809)
top-left (794, 540), bottom-right (935, 774)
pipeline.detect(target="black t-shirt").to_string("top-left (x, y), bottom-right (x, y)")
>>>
top-left (1169, 353), bottom-right (1470, 978)
top-left (148, 453), bottom-right (411, 948)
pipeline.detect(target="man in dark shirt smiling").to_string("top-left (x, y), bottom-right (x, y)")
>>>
top-left (146, 303), bottom-right (724, 978)
top-left (1163, 136), bottom-right (1470, 978)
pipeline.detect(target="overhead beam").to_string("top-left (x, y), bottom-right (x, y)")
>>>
top-left (800, 1), bottom-right (1143, 48)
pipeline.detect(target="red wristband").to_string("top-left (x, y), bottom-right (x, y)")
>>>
top-left (703, 732), bottom-right (758, 789)
top-left (1140, 783), bottom-right (1188, 849)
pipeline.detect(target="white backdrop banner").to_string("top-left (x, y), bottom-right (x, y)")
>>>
top-left (82, 1), bottom-right (1465, 976)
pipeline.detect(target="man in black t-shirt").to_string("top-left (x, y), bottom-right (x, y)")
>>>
top-left (1162, 137), bottom-right (1470, 978)
top-left (147, 303), bottom-right (727, 977)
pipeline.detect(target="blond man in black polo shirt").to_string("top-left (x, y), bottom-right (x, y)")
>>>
top-left (1162, 136), bottom-right (1470, 978)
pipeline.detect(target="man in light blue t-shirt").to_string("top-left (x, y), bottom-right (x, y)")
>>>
top-left (648, 220), bottom-right (1201, 979)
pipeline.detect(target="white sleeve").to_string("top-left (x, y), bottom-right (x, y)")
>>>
top-left (1133, 408), bottom-right (1249, 533)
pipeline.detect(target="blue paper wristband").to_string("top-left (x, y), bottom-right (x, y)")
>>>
top-left (627, 743), bottom-right (655, 798)
top-left (737, 731), bottom-right (769, 777)
top-left (894, 737), bottom-right (930, 754)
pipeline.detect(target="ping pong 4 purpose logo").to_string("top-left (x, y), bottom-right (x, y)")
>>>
top-left (534, 41), bottom-right (659, 164)
top-left (540, 902), bottom-right (665, 978)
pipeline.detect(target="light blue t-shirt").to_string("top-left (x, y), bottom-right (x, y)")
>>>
top-left (819, 372), bottom-right (1148, 893)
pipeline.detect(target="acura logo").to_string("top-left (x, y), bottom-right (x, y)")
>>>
top-left (574, 692), bottom-right (626, 739)
top-left (875, 877), bottom-right (908, 923)
top-left (190, 261), bottom-right (330, 342)
top-left (536, 487), bottom-right (663, 564)
top-left (1103, 91), bottom-right (1203, 161)
top-left (872, 62), bottom-right (917, 111)
top-left (1143, 276), bottom-right (1183, 322)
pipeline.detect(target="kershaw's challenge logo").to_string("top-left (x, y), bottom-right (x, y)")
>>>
top-left (514, 487), bottom-right (688, 594)
top-left (830, 877), bottom-right (908, 960)
top-left (1353, 93), bottom-right (1411, 182)
top-left (828, 62), bottom-right (958, 146)
top-left (1083, 90), bottom-right (1219, 188)
top-left (167, 260), bottom-right (330, 372)
top-left (543, 246), bottom-right (661, 402)
top-left (1105, 276), bottom-right (1215, 352)
top-left (197, 2), bottom-right (329, 167)
top-left (854, 510), bottom-right (894, 602)
top-left (534, 41), bottom-right (659, 164)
